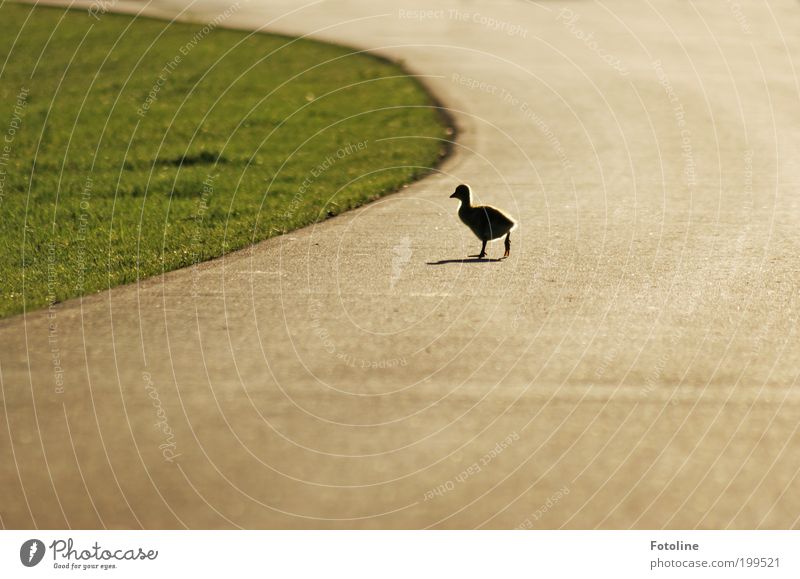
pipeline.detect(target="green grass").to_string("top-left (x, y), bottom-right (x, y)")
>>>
top-left (0, 3), bottom-right (450, 317)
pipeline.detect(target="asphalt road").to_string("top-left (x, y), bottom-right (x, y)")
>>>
top-left (2, 0), bottom-right (800, 529)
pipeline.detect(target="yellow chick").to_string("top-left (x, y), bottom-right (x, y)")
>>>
top-left (450, 184), bottom-right (517, 258)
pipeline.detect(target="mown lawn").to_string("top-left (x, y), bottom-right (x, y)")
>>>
top-left (0, 3), bottom-right (450, 317)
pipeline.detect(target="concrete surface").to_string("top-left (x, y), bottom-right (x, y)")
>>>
top-left (2, 0), bottom-right (800, 528)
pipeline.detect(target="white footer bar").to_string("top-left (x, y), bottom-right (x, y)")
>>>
top-left (1, 531), bottom-right (796, 578)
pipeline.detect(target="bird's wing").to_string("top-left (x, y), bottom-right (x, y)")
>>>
top-left (484, 205), bottom-right (515, 226)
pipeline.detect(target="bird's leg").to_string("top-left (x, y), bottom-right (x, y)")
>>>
top-left (470, 240), bottom-right (487, 258)
top-left (469, 240), bottom-right (488, 259)
top-left (503, 233), bottom-right (511, 258)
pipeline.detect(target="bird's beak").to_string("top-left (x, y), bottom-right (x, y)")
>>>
top-left (449, 192), bottom-right (456, 198)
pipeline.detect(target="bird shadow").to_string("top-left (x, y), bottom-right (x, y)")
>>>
top-left (426, 256), bottom-right (505, 265)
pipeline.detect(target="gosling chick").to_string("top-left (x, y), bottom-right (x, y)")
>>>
top-left (450, 184), bottom-right (517, 258)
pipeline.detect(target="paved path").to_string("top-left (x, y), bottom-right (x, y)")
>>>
top-left (2, 0), bottom-right (800, 529)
